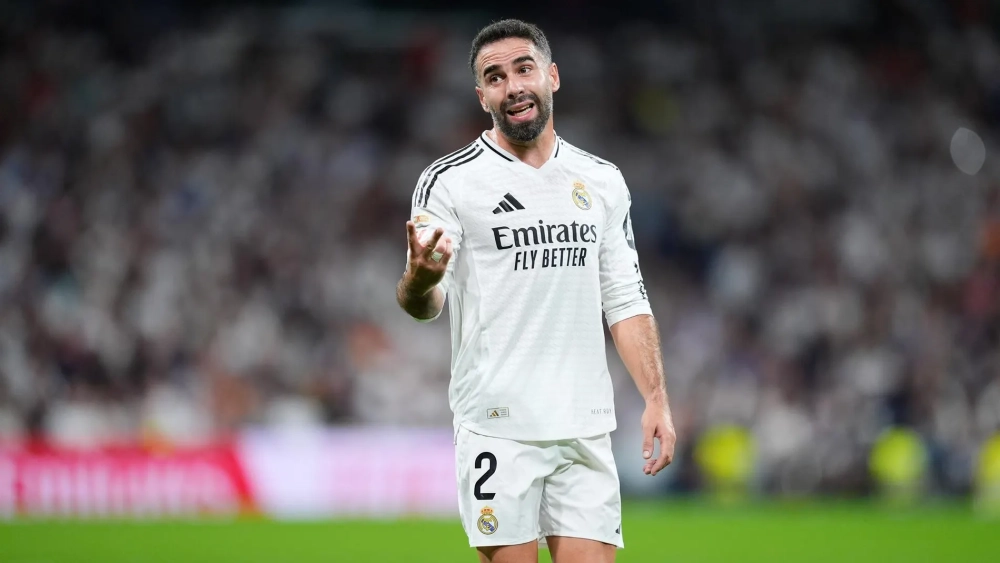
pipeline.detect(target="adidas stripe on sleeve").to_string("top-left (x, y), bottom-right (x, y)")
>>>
top-left (406, 149), bottom-right (468, 316)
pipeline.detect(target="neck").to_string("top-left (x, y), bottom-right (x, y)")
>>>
top-left (489, 122), bottom-right (556, 169)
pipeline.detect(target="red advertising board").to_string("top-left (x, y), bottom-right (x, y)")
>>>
top-left (0, 442), bottom-right (254, 518)
top-left (0, 428), bottom-right (459, 519)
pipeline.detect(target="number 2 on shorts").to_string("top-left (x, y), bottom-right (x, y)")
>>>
top-left (474, 452), bottom-right (497, 500)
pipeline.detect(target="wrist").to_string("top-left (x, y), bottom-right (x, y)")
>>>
top-left (404, 269), bottom-right (437, 296)
top-left (645, 388), bottom-right (668, 408)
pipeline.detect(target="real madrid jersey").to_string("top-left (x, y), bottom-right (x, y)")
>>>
top-left (407, 131), bottom-right (652, 441)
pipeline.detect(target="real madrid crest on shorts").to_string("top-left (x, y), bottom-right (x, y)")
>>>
top-left (572, 181), bottom-right (592, 210)
top-left (477, 506), bottom-right (499, 535)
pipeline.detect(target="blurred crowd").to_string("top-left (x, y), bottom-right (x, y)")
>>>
top-left (1, 2), bottom-right (999, 496)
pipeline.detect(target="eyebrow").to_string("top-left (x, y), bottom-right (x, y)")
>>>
top-left (482, 55), bottom-right (537, 78)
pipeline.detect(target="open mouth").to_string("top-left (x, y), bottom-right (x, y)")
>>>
top-left (506, 101), bottom-right (535, 117)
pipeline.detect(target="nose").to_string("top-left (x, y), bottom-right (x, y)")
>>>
top-left (505, 74), bottom-right (525, 98)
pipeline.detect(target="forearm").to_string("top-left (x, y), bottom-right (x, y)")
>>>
top-left (609, 313), bottom-right (668, 405)
top-left (396, 271), bottom-right (446, 321)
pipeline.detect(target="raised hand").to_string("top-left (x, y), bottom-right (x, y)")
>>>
top-left (405, 221), bottom-right (453, 295)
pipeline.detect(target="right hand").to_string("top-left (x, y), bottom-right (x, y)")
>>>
top-left (405, 221), bottom-right (453, 294)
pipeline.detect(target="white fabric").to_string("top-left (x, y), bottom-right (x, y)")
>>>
top-left (407, 131), bottom-right (652, 441)
top-left (454, 424), bottom-right (624, 549)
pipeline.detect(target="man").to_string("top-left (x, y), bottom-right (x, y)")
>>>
top-left (396, 19), bottom-right (676, 563)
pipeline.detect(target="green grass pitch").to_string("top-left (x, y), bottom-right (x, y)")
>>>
top-left (1, 501), bottom-right (997, 562)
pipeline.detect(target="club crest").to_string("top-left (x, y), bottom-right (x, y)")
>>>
top-left (572, 181), bottom-right (592, 210)
top-left (477, 506), bottom-right (499, 535)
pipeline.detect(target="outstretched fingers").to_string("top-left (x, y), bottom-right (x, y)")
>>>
top-left (406, 221), bottom-right (420, 255)
top-left (423, 227), bottom-right (445, 259)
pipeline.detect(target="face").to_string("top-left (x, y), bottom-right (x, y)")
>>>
top-left (475, 38), bottom-right (559, 144)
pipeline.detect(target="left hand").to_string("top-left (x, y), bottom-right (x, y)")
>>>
top-left (640, 401), bottom-right (676, 476)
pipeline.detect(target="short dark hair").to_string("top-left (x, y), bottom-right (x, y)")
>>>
top-left (469, 19), bottom-right (552, 81)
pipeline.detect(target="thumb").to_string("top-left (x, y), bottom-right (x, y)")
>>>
top-left (642, 424), bottom-right (654, 460)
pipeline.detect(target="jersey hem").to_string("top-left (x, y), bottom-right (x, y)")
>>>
top-left (456, 419), bottom-right (617, 443)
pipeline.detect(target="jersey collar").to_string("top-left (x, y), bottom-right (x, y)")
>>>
top-left (479, 131), bottom-right (562, 166)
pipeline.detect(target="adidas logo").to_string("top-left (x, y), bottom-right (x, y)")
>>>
top-left (492, 193), bottom-right (525, 214)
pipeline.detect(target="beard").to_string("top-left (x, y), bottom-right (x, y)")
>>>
top-left (489, 90), bottom-right (553, 143)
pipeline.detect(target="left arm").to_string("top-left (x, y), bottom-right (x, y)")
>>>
top-left (610, 314), bottom-right (676, 476)
top-left (599, 171), bottom-right (676, 476)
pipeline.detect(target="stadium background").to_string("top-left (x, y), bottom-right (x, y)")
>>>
top-left (0, 0), bottom-right (999, 560)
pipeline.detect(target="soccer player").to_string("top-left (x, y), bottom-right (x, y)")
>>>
top-left (396, 19), bottom-right (676, 563)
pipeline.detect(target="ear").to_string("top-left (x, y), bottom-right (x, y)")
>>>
top-left (475, 85), bottom-right (489, 113)
top-left (549, 62), bottom-right (560, 93)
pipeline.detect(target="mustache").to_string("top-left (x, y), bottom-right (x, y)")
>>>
top-left (501, 94), bottom-right (541, 113)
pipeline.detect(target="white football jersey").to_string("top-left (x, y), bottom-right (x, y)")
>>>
top-left (407, 131), bottom-right (651, 441)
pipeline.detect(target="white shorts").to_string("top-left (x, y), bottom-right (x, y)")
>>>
top-left (454, 424), bottom-right (624, 549)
